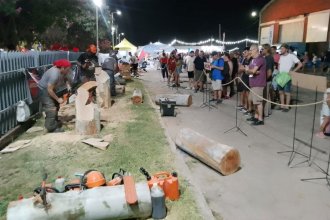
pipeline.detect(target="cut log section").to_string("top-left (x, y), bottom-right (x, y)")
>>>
top-left (115, 85), bottom-right (125, 94)
top-left (175, 128), bottom-right (241, 175)
top-left (7, 183), bottom-right (152, 220)
top-left (155, 94), bottom-right (192, 107)
top-left (132, 89), bottom-right (143, 105)
top-left (95, 67), bottom-right (111, 109)
top-left (75, 81), bottom-right (101, 135)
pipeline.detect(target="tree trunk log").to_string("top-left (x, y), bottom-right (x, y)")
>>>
top-left (132, 89), bottom-right (143, 105)
top-left (115, 85), bottom-right (125, 94)
top-left (95, 67), bottom-right (111, 109)
top-left (75, 81), bottom-right (101, 135)
top-left (7, 183), bottom-right (152, 220)
top-left (175, 128), bottom-right (241, 176)
top-left (155, 94), bottom-right (192, 106)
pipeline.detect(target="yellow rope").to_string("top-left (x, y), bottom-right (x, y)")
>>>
top-left (203, 70), bottom-right (329, 107)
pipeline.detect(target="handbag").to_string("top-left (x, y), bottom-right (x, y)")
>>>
top-left (275, 72), bottom-right (291, 88)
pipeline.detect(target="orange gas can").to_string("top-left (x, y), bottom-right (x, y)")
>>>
top-left (140, 168), bottom-right (180, 201)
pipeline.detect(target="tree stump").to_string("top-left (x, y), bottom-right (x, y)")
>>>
top-left (95, 67), bottom-right (111, 109)
top-left (132, 89), bottom-right (143, 105)
top-left (75, 81), bottom-right (101, 135)
top-left (175, 128), bottom-right (241, 175)
top-left (155, 94), bottom-right (192, 106)
top-left (116, 85), bottom-right (125, 94)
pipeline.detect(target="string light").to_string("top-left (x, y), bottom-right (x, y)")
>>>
top-left (228, 47), bottom-right (239, 52)
top-left (168, 38), bottom-right (258, 46)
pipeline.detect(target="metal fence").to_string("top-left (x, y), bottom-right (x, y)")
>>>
top-left (0, 51), bottom-right (82, 137)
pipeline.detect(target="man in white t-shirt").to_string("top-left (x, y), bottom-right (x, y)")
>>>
top-left (185, 51), bottom-right (195, 90)
top-left (277, 44), bottom-right (302, 112)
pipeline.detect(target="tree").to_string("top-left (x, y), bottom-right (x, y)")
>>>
top-left (0, 0), bottom-right (80, 48)
top-left (0, 0), bottom-right (112, 50)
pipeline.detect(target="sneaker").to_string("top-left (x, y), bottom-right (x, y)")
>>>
top-left (247, 117), bottom-right (258, 122)
top-left (236, 105), bottom-right (244, 109)
top-left (199, 89), bottom-right (204, 92)
top-left (282, 108), bottom-right (290, 112)
top-left (274, 106), bottom-right (282, 110)
top-left (251, 120), bottom-right (264, 126)
top-left (217, 99), bottom-right (223, 104)
top-left (53, 128), bottom-right (65, 133)
top-left (239, 108), bottom-right (248, 113)
top-left (243, 111), bottom-right (252, 117)
top-left (210, 98), bottom-right (217, 102)
top-left (194, 88), bottom-right (198, 93)
top-left (186, 87), bottom-right (191, 90)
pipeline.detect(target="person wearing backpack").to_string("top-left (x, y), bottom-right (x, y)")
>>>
top-left (210, 51), bottom-right (224, 104)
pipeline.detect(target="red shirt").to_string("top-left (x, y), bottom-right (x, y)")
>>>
top-left (160, 57), bottom-right (168, 64)
top-left (167, 57), bottom-right (176, 71)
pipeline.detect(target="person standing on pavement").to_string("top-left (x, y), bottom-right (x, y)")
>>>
top-left (262, 44), bottom-right (274, 118)
top-left (160, 52), bottom-right (169, 81)
top-left (317, 88), bottom-right (330, 138)
top-left (277, 44), bottom-right (303, 112)
top-left (173, 53), bottom-right (183, 87)
top-left (193, 50), bottom-right (207, 92)
top-left (245, 44), bottom-right (267, 126)
top-left (185, 51), bottom-right (195, 90)
top-left (237, 47), bottom-right (252, 113)
top-left (38, 59), bottom-right (72, 133)
top-left (210, 51), bottom-right (224, 104)
top-left (167, 52), bottom-right (177, 85)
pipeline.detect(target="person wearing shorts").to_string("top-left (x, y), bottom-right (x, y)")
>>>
top-left (185, 51), bottom-right (195, 90)
top-left (317, 88), bottom-right (330, 138)
top-left (245, 44), bottom-right (267, 126)
top-left (278, 44), bottom-right (302, 112)
top-left (210, 51), bottom-right (224, 104)
top-left (193, 51), bottom-right (207, 92)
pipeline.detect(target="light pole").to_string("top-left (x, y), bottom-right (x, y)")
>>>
top-left (110, 10), bottom-right (121, 49)
top-left (119, 33), bottom-right (124, 43)
top-left (93, 0), bottom-right (102, 54)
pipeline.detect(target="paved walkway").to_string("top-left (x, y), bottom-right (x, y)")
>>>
top-left (140, 69), bottom-right (330, 220)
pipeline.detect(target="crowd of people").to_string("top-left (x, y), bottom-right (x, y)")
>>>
top-left (156, 44), bottom-right (329, 134)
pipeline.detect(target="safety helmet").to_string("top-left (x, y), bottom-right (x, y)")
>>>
top-left (83, 170), bottom-right (106, 188)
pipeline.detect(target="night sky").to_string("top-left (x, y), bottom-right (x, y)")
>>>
top-left (107, 0), bottom-right (271, 46)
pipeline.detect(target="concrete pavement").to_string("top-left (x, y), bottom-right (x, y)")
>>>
top-left (140, 69), bottom-right (330, 220)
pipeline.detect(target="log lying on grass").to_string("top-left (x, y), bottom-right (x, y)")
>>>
top-left (116, 85), bottom-right (125, 94)
top-left (132, 89), bottom-right (143, 104)
top-left (155, 94), bottom-right (192, 107)
top-left (75, 81), bottom-right (101, 135)
top-left (175, 128), bottom-right (241, 175)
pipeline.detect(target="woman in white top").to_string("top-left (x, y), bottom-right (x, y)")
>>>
top-left (317, 88), bottom-right (330, 138)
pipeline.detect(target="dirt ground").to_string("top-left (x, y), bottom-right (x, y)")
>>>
top-left (0, 79), bottom-right (201, 219)
top-left (141, 68), bottom-right (330, 220)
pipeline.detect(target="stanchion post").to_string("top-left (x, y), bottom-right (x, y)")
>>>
top-left (277, 83), bottom-right (309, 167)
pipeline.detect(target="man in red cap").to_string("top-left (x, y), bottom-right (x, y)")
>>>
top-left (38, 59), bottom-right (72, 132)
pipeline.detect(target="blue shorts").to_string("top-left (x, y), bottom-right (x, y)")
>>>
top-left (278, 80), bottom-right (291, 93)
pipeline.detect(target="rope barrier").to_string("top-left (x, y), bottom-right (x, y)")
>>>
top-left (201, 70), bottom-right (329, 108)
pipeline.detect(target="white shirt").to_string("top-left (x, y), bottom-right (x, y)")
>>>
top-left (279, 53), bottom-right (300, 73)
top-left (185, 56), bottom-right (195, 72)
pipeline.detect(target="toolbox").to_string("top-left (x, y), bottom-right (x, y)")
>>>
top-left (159, 98), bottom-right (176, 117)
